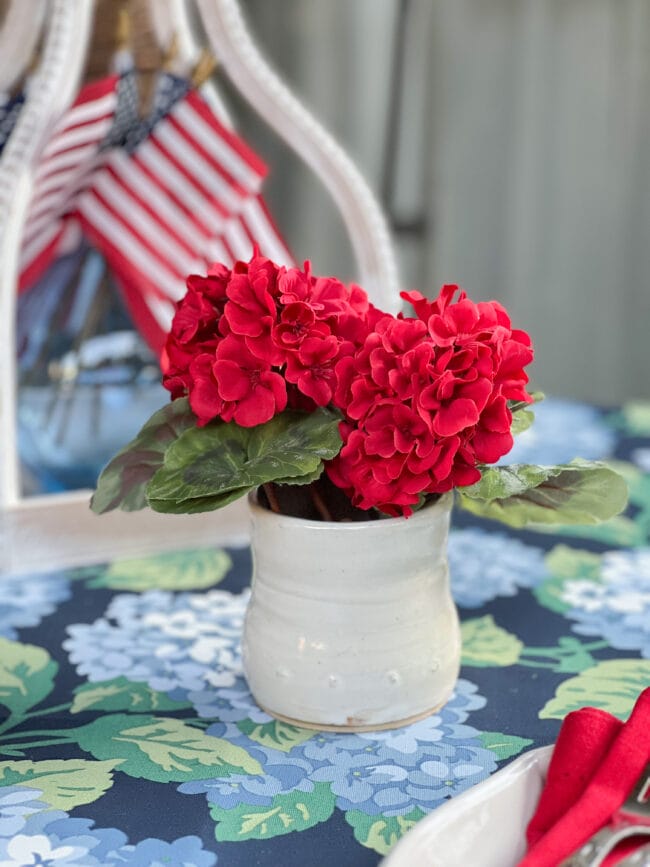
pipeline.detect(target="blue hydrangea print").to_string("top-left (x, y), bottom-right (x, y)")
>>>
top-left (179, 678), bottom-right (496, 818)
top-left (561, 548), bottom-right (650, 656)
top-left (0, 571), bottom-right (70, 639)
top-left (503, 397), bottom-right (615, 465)
top-left (449, 527), bottom-right (549, 607)
top-left (0, 786), bottom-right (217, 867)
top-left (64, 589), bottom-right (248, 701)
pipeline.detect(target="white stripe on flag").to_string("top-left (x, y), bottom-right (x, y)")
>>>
top-left (146, 293), bottom-right (176, 330)
top-left (172, 100), bottom-right (264, 191)
top-left (19, 221), bottom-right (61, 273)
top-left (29, 153), bottom-right (102, 214)
top-left (77, 192), bottom-right (185, 300)
top-left (48, 90), bottom-right (118, 136)
top-left (109, 149), bottom-right (222, 245)
top-left (223, 218), bottom-right (254, 261)
top-left (35, 139), bottom-right (106, 182)
top-left (137, 139), bottom-right (229, 229)
top-left (205, 237), bottom-right (234, 266)
top-left (241, 198), bottom-right (293, 266)
top-left (152, 123), bottom-right (242, 214)
top-left (92, 172), bottom-right (203, 275)
top-left (41, 114), bottom-right (115, 160)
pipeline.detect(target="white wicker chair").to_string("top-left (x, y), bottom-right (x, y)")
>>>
top-left (0, 0), bottom-right (399, 576)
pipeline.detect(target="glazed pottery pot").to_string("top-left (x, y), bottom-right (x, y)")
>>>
top-left (242, 490), bottom-right (461, 731)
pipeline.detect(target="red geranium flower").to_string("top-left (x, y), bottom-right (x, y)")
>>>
top-left (213, 335), bottom-right (287, 427)
top-left (163, 254), bottom-right (534, 518)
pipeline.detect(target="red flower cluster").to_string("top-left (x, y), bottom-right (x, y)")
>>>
top-left (161, 256), bottom-right (377, 427)
top-left (162, 256), bottom-right (534, 517)
top-left (326, 285), bottom-right (534, 516)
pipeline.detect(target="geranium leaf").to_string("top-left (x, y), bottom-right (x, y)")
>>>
top-left (148, 487), bottom-right (254, 515)
top-left (508, 391), bottom-right (545, 414)
top-left (72, 714), bottom-right (262, 782)
top-left (71, 678), bottom-right (191, 714)
top-left (0, 759), bottom-right (119, 810)
top-left (147, 408), bottom-right (342, 513)
top-left (91, 398), bottom-right (196, 514)
top-left (274, 464), bottom-right (325, 487)
top-left (457, 460), bottom-right (628, 527)
top-left (509, 392), bottom-right (543, 435)
top-left (213, 784), bottom-right (336, 841)
top-left (510, 407), bottom-right (535, 435)
top-left (0, 638), bottom-right (57, 717)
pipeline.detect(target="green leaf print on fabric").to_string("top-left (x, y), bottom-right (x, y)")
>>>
top-left (344, 808), bottom-right (425, 855)
top-left (88, 549), bottom-right (232, 591)
top-left (212, 783), bottom-right (336, 841)
top-left (539, 660), bottom-right (650, 719)
top-left (70, 678), bottom-right (191, 714)
top-left (479, 732), bottom-right (533, 761)
top-left (0, 639), bottom-right (57, 718)
top-left (608, 401), bottom-right (650, 436)
top-left (0, 759), bottom-right (119, 810)
top-left (535, 546), bottom-right (602, 615)
top-left (236, 719), bottom-right (314, 753)
top-left (460, 616), bottom-right (523, 667)
top-left (73, 714), bottom-right (262, 782)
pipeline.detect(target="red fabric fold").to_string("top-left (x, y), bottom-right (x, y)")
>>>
top-left (518, 687), bottom-right (650, 867)
top-left (526, 707), bottom-right (623, 847)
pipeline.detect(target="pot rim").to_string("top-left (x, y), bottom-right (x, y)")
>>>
top-left (248, 488), bottom-right (453, 531)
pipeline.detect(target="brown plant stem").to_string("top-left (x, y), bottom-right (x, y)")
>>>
top-left (310, 482), bottom-right (333, 522)
top-left (262, 483), bottom-right (281, 513)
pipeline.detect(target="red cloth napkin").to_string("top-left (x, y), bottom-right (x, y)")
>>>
top-left (518, 687), bottom-right (650, 867)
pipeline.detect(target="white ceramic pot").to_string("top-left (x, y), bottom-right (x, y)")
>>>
top-left (242, 490), bottom-right (461, 731)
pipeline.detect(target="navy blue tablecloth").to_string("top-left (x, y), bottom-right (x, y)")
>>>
top-left (1, 398), bottom-right (649, 866)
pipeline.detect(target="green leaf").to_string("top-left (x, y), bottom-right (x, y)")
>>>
top-left (91, 398), bottom-right (197, 513)
top-left (508, 391), bottom-right (545, 414)
top-left (89, 548), bottom-right (232, 591)
top-left (345, 808), bottom-right (425, 855)
top-left (70, 678), bottom-right (191, 715)
top-left (73, 714), bottom-right (262, 782)
top-left (236, 719), bottom-right (314, 753)
top-left (510, 408), bottom-right (535, 436)
top-left (479, 731), bottom-right (533, 761)
top-left (0, 639), bottom-right (57, 717)
top-left (147, 408), bottom-right (343, 514)
top-left (460, 616), bottom-right (523, 667)
top-left (148, 486), bottom-right (254, 515)
top-left (457, 460), bottom-right (628, 528)
top-left (213, 784), bottom-right (336, 841)
top-left (539, 660), bottom-right (650, 719)
top-left (0, 759), bottom-right (119, 810)
top-left (535, 546), bottom-right (601, 614)
top-left (538, 515), bottom-right (646, 548)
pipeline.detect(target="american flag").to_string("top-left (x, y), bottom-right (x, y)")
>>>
top-left (77, 85), bottom-right (293, 350)
top-left (17, 75), bottom-right (120, 292)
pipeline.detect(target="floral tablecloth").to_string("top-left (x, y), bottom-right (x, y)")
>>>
top-left (2, 398), bottom-right (650, 867)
